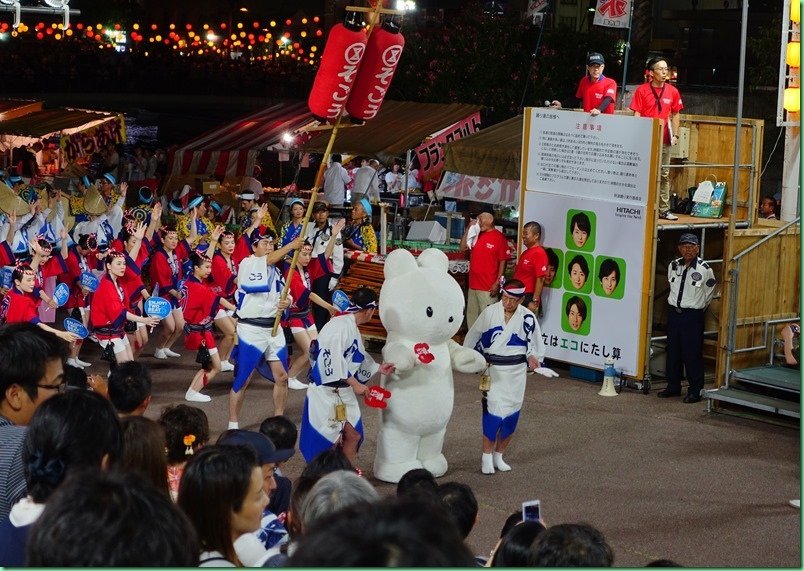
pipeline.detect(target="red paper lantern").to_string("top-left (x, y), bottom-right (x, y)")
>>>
top-left (346, 21), bottom-right (405, 121)
top-left (307, 21), bottom-right (368, 122)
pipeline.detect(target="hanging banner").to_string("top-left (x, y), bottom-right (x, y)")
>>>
top-left (526, 0), bottom-right (549, 22)
top-left (414, 112), bottom-right (482, 183)
top-left (593, 0), bottom-right (632, 28)
top-left (436, 172), bottom-right (520, 206)
top-left (521, 108), bottom-right (660, 377)
top-left (60, 115), bottom-right (127, 163)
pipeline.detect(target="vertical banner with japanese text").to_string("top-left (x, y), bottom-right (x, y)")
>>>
top-left (593, 0), bottom-right (632, 28)
top-left (414, 112), bottom-right (481, 183)
top-left (521, 108), bottom-right (660, 377)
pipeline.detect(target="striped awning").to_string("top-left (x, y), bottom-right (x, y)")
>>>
top-left (168, 101), bottom-right (314, 178)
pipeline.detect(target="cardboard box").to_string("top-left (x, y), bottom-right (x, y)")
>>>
top-left (196, 178), bottom-right (220, 195)
top-left (406, 220), bottom-right (446, 243)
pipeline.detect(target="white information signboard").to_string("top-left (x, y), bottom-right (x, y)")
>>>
top-left (523, 108), bottom-right (655, 205)
top-left (521, 108), bottom-right (660, 377)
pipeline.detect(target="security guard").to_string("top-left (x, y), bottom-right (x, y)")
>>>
top-left (658, 233), bottom-right (716, 403)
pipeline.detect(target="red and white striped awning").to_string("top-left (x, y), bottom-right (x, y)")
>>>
top-left (168, 101), bottom-right (314, 178)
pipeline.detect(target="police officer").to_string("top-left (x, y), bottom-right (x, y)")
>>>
top-left (658, 233), bottom-right (716, 402)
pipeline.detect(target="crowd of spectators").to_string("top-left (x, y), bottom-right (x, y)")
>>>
top-left (0, 323), bottom-right (683, 567)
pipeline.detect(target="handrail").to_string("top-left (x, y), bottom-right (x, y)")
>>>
top-left (657, 221), bottom-right (749, 232)
top-left (732, 217), bottom-right (800, 261)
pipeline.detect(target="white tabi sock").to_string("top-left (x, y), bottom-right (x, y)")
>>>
top-left (493, 452), bottom-right (511, 472)
top-left (481, 453), bottom-right (495, 475)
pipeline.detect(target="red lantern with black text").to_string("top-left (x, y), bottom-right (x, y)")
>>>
top-left (346, 20), bottom-right (405, 121)
top-left (307, 20), bottom-right (368, 122)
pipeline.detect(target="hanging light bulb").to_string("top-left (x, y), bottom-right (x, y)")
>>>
top-left (787, 41), bottom-right (800, 67)
top-left (783, 87), bottom-right (801, 112)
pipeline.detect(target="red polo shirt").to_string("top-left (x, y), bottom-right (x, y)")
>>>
top-left (576, 75), bottom-right (617, 114)
top-left (629, 82), bottom-right (684, 144)
top-left (469, 229), bottom-right (512, 291)
top-left (512, 244), bottom-right (548, 294)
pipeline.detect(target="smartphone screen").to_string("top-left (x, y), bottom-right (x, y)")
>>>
top-left (522, 500), bottom-right (541, 522)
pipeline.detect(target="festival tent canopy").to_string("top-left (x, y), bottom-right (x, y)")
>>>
top-left (168, 101), bottom-right (314, 179)
top-left (437, 115), bottom-right (523, 206)
top-left (300, 100), bottom-right (483, 166)
top-left (0, 107), bottom-right (125, 162)
top-left (0, 99), bottom-right (43, 121)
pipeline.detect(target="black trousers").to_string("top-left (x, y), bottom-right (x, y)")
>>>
top-left (665, 306), bottom-right (705, 396)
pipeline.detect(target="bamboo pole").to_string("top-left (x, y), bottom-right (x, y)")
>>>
top-left (271, 1), bottom-right (393, 336)
top-left (271, 116), bottom-right (343, 336)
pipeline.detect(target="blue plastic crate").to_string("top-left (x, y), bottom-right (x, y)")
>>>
top-left (569, 365), bottom-right (603, 384)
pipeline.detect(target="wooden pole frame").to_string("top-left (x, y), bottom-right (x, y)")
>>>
top-left (271, 1), bottom-right (399, 336)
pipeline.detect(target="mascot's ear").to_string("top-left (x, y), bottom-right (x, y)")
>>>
top-left (384, 249), bottom-right (419, 280)
top-left (417, 248), bottom-right (449, 272)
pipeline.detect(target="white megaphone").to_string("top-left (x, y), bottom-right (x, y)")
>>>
top-left (598, 357), bottom-right (619, 397)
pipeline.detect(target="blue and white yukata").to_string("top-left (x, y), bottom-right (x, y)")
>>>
top-left (232, 255), bottom-right (288, 392)
top-left (463, 302), bottom-right (545, 442)
top-left (299, 313), bottom-right (379, 462)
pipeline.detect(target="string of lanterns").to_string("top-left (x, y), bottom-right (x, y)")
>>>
top-left (0, 16), bottom-right (326, 63)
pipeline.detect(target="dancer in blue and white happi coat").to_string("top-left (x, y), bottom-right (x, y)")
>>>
top-left (463, 278), bottom-right (558, 475)
top-left (228, 229), bottom-right (304, 429)
top-left (299, 287), bottom-right (395, 464)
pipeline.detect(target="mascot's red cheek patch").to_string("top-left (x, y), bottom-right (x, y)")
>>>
top-left (414, 342), bottom-right (435, 364)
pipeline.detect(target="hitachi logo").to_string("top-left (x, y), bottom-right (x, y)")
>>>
top-left (616, 207), bottom-right (641, 214)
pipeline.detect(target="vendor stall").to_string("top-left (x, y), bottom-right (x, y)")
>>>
top-left (437, 115), bottom-right (522, 206)
top-left (300, 100), bottom-right (481, 169)
top-left (167, 101), bottom-right (314, 180)
top-left (0, 106), bottom-right (125, 173)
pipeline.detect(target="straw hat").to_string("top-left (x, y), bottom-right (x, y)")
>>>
top-left (83, 185), bottom-right (107, 216)
top-left (0, 180), bottom-right (29, 216)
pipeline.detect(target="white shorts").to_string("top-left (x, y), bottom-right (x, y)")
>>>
top-left (290, 323), bottom-right (317, 335)
top-left (99, 336), bottom-right (131, 355)
top-left (215, 308), bottom-right (235, 320)
top-left (237, 322), bottom-right (286, 362)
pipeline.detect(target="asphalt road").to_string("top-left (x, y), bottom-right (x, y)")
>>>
top-left (78, 340), bottom-right (800, 567)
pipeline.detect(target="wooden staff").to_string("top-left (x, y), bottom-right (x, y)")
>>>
top-left (271, 1), bottom-right (403, 336)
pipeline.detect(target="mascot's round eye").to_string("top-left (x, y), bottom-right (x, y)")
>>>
top-left (448, 316), bottom-right (454, 322)
top-left (426, 306), bottom-right (433, 317)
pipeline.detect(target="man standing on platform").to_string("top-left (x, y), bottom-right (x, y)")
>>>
top-left (322, 154), bottom-right (350, 207)
top-left (512, 221), bottom-right (548, 317)
top-left (658, 233), bottom-right (716, 403)
top-left (630, 57), bottom-right (683, 221)
top-left (576, 52), bottom-right (617, 116)
top-left (460, 211), bottom-right (512, 328)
